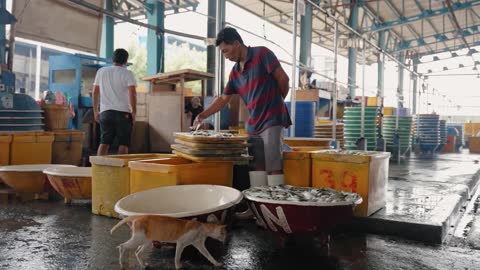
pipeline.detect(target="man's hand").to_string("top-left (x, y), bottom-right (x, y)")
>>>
top-left (94, 111), bottom-right (100, 123)
top-left (131, 112), bottom-right (136, 123)
top-left (193, 113), bottom-right (205, 128)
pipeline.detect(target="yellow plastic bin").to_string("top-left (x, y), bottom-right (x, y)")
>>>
top-left (283, 151), bottom-right (312, 187)
top-left (128, 157), bottom-right (234, 194)
top-left (0, 134), bottom-right (12, 166)
top-left (52, 130), bottom-right (85, 165)
top-left (10, 132), bottom-right (54, 165)
top-left (469, 137), bottom-right (480, 153)
top-left (383, 107), bottom-right (394, 116)
top-left (89, 154), bottom-right (174, 218)
top-left (311, 150), bottom-right (390, 217)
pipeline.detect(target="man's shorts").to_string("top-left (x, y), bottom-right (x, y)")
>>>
top-left (248, 126), bottom-right (284, 172)
top-left (100, 110), bottom-right (133, 146)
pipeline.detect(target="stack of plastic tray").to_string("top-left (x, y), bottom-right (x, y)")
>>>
top-left (343, 107), bottom-right (379, 151)
top-left (414, 114), bottom-right (440, 152)
top-left (382, 116), bottom-right (413, 153)
top-left (314, 123), bottom-right (344, 147)
top-left (171, 132), bottom-right (251, 162)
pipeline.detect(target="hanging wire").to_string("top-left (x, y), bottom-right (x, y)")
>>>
top-left (262, 0), bottom-right (267, 39)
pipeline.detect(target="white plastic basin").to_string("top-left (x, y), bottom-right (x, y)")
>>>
top-left (43, 166), bottom-right (91, 177)
top-left (115, 185), bottom-right (243, 222)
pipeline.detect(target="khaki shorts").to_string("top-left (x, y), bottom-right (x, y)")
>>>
top-left (248, 126), bottom-right (284, 172)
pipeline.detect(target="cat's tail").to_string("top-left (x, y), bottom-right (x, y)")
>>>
top-left (110, 215), bottom-right (139, 234)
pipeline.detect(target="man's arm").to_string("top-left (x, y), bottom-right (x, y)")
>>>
top-left (194, 95), bottom-right (232, 126)
top-left (272, 66), bottom-right (290, 99)
top-left (93, 85), bottom-right (100, 123)
top-left (128, 85), bottom-right (137, 122)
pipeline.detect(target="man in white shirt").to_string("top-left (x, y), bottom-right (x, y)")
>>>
top-left (93, 48), bottom-right (137, 156)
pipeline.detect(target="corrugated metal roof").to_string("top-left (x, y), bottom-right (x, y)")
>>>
top-left (227, 0), bottom-right (480, 62)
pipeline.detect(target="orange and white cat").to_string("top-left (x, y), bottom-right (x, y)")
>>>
top-left (110, 215), bottom-right (227, 269)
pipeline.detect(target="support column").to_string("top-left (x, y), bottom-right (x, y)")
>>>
top-left (299, 0), bottom-right (314, 84)
top-left (347, 0), bottom-right (359, 98)
top-left (0, 0), bottom-right (6, 65)
top-left (412, 61), bottom-right (419, 114)
top-left (207, 0), bottom-right (216, 96)
top-left (397, 52), bottom-right (405, 108)
top-left (100, 0), bottom-right (114, 59)
top-left (146, 0), bottom-right (165, 76)
top-left (34, 45), bottom-right (41, 100)
top-left (377, 31), bottom-right (385, 98)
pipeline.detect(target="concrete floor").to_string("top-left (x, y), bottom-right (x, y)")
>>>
top-left (356, 151), bottom-right (480, 243)
top-left (1, 152), bottom-right (480, 269)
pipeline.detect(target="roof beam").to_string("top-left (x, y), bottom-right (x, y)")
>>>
top-left (417, 40), bottom-right (480, 57)
top-left (445, 0), bottom-right (471, 51)
top-left (413, 0), bottom-right (448, 52)
top-left (392, 32), bottom-right (480, 53)
top-left (364, 0), bottom-right (480, 33)
top-left (361, 2), bottom-right (405, 52)
top-left (383, 0), bottom-right (434, 53)
top-left (395, 22), bottom-right (480, 49)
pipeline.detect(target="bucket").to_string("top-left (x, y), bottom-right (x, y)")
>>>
top-left (42, 104), bottom-right (70, 131)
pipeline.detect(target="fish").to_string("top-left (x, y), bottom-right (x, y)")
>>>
top-left (244, 185), bottom-right (361, 204)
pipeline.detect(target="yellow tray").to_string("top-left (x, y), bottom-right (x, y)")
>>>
top-left (171, 144), bottom-right (245, 156)
top-left (174, 132), bottom-right (248, 144)
top-left (173, 150), bottom-right (253, 162)
top-left (174, 139), bottom-right (248, 149)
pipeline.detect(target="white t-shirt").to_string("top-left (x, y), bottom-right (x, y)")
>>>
top-left (93, 65), bottom-right (137, 113)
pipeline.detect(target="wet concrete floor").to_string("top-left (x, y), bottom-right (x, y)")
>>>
top-left (1, 200), bottom-right (480, 270)
top-left (356, 152), bottom-right (480, 243)
top-left (2, 152), bottom-right (480, 269)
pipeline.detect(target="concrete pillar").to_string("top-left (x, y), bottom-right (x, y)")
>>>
top-left (397, 52), bottom-right (405, 108)
top-left (100, 0), bottom-right (114, 59)
top-left (146, 0), bottom-right (165, 76)
top-left (412, 62), bottom-right (418, 114)
top-left (299, 0), bottom-right (314, 85)
top-left (347, 0), bottom-right (359, 98)
top-left (377, 31), bottom-right (385, 98)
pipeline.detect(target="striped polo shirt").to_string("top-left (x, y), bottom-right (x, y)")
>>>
top-left (224, 46), bottom-right (292, 135)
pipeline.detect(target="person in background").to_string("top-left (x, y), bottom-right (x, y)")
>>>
top-left (93, 48), bottom-right (137, 156)
top-left (194, 27), bottom-right (291, 186)
top-left (185, 97), bottom-right (204, 127)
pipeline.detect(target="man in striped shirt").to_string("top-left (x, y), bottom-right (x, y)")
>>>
top-left (195, 27), bottom-right (291, 186)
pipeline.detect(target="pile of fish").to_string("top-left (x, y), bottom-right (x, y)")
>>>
top-left (190, 130), bottom-right (234, 138)
top-left (244, 185), bottom-right (361, 204)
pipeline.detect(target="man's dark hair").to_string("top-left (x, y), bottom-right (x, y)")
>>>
top-left (215, 27), bottom-right (244, 46)
top-left (113, 48), bottom-right (129, 65)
